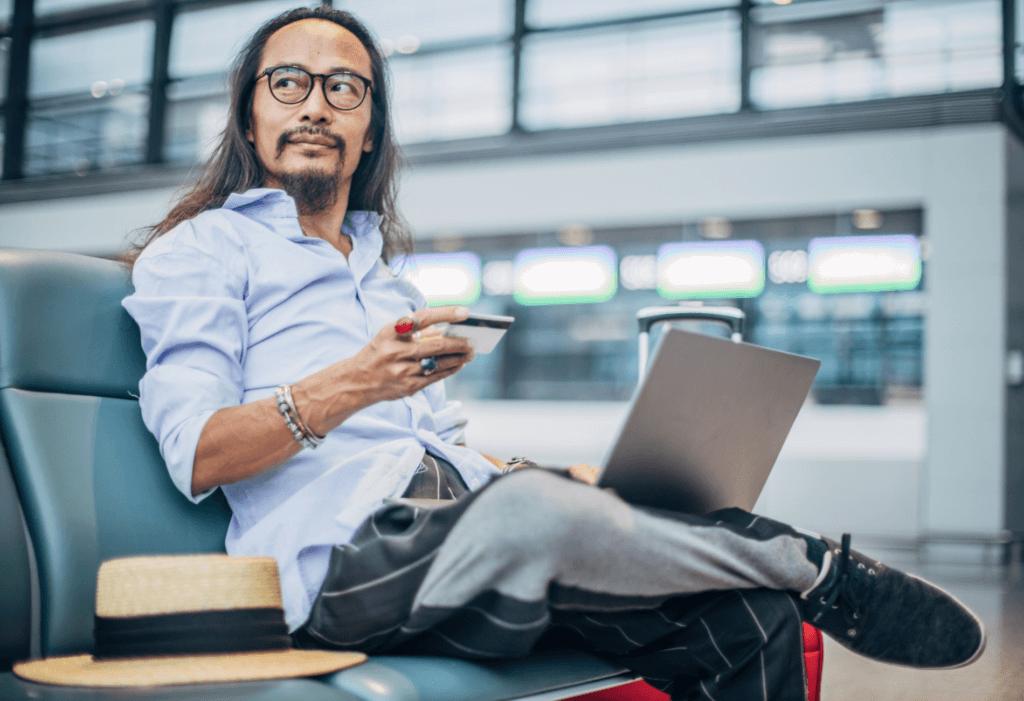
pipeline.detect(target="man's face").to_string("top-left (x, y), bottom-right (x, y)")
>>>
top-left (247, 19), bottom-right (374, 198)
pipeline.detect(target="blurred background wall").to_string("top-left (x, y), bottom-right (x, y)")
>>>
top-left (0, 0), bottom-right (1021, 556)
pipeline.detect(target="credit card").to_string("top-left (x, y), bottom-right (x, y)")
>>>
top-left (441, 313), bottom-right (514, 354)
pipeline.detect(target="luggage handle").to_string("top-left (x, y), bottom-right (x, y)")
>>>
top-left (636, 306), bottom-right (746, 382)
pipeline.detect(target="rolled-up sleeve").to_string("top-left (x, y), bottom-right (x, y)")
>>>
top-left (122, 230), bottom-right (249, 503)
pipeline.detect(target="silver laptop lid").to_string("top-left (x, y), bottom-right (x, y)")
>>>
top-left (598, 329), bottom-right (820, 514)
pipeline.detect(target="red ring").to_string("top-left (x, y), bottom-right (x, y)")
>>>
top-left (395, 320), bottom-right (416, 335)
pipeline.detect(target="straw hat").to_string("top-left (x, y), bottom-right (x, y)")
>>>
top-left (13, 555), bottom-right (365, 687)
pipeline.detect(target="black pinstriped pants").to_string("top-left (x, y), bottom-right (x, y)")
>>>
top-left (297, 467), bottom-right (812, 701)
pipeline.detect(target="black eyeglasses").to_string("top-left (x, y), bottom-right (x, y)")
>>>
top-left (258, 65), bottom-right (373, 111)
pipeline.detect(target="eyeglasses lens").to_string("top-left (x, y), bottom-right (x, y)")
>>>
top-left (324, 74), bottom-right (366, 110)
top-left (269, 67), bottom-right (366, 110)
top-left (269, 67), bottom-right (311, 103)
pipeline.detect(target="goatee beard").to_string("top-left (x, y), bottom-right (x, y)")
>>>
top-left (272, 126), bottom-right (346, 215)
top-left (277, 168), bottom-right (340, 215)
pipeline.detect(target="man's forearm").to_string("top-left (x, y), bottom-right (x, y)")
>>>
top-left (478, 452), bottom-right (505, 470)
top-left (191, 359), bottom-right (374, 495)
top-left (192, 397), bottom-right (305, 495)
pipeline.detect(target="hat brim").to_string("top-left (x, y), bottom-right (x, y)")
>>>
top-left (13, 649), bottom-right (366, 687)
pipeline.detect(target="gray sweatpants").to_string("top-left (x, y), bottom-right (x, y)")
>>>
top-left (300, 469), bottom-right (821, 701)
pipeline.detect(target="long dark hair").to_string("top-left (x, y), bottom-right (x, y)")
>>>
top-left (123, 6), bottom-right (412, 267)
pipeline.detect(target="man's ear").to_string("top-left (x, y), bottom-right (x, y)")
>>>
top-left (362, 134), bottom-right (374, 153)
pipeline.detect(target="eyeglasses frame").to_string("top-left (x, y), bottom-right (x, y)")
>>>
top-left (257, 65), bottom-right (373, 111)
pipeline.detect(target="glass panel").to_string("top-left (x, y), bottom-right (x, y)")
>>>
top-left (520, 13), bottom-right (740, 130)
top-left (25, 89), bottom-right (149, 175)
top-left (169, 0), bottom-right (305, 79)
top-left (885, 0), bottom-right (1002, 95)
top-left (390, 44), bottom-right (512, 143)
top-left (165, 77), bottom-right (229, 164)
top-left (29, 21), bottom-right (154, 98)
top-left (528, 0), bottom-right (735, 28)
top-left (25, 22), bottom-right (152, 175)
top-left (340, 0), bottom-right (511, 49)
top-left (1018, 0), bottom-right (1024, 81)
top-left (34, 0), bottom-right (112, 15)
top-left (751, 0), bottom-right (1002, 109)
top-left (0, 36), bottom-right (9, 103)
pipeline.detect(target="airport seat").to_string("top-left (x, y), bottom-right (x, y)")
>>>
top-left (0, 248), bottom-right (636, 700)
top-left (0, 248), bottom-right (820, 701)
top-left (0, 434), bottom-right (32, 673)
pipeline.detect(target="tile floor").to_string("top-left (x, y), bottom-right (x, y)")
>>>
top-left (819, 547), bottom-right (1024, 701)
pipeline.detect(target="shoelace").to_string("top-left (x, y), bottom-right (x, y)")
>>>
top-left (814, 533), bottom-right (870, 634)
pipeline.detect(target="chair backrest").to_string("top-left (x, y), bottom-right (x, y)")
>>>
top-left (0, 249), bottom-right (232, 657)
top-left (0, 434), bottom-right (32, 670)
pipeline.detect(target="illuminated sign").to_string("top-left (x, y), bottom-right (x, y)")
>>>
top-left (657, 240), bottom-right (765, 299)
top-left (399, 252), bottom-right (481, 306)
top-left (807, 235), bottom-right (921, 293)
top-left (514, 246), bottom-right (617, 305)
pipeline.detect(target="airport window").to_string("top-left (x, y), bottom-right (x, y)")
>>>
top-left (0, 36), bottom-right (9, 103)
top-left (169, 0), bottom-right (299, 80)
top-left (1018, 0), bottom-right (1024, 82)
top-left (34, 0), bottom-right (112, 14)
top-left (25, 21), bottom-right (153, 176)
top-left (520, 13), bottom-right (740, 129)
top-left (0, 0), bottom-right (1018, 179)
top-left (391, 45), bottom-right (513, 143)
top-left (340, 0), bottom-right (512, 47)
top-left (166, 0), bottom-right (301, 164)
top-left (751, 0), bottom-right (1002, 109)
top-left (527, 0), bottom-right (732, 27)
top-left (165, 79), bottom-right (228, 165)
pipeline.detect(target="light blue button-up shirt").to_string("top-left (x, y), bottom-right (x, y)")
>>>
top-left (123, 188), bottom-right (499, 630)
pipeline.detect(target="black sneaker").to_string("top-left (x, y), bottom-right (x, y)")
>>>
top-left (801, 533), bottom-right (986, 669)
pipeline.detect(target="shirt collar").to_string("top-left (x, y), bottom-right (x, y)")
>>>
top-left (222, 188), bottom-right (297, 219)
top-left (221, 188), bottom-right (385, 274)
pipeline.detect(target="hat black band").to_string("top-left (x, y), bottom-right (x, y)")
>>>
top-left (93, 608), bottom-right (292, 659)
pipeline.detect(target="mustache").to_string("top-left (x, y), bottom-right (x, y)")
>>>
top-left (275, 126), bottom-right (345, 158)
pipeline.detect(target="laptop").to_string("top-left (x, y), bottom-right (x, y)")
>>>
top-left (597, 328), bottom-right (820, 515)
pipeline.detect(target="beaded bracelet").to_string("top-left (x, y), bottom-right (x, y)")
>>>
top-left (274, 385), bottom-right (319, 450)
top-left (281, 384), bottom-right (324, 448)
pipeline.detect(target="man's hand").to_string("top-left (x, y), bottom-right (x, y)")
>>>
top-left (567, 464), bottom-right (600, 485)
top-left (294, 306), bottom-right (476, 436)
top-left (498, 460), bottom-right (600, 485)
top-left (344, 306), bottom-right (476, 404)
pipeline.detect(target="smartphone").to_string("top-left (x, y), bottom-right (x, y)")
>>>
top-left (441, 312), bottom-right (514, 354)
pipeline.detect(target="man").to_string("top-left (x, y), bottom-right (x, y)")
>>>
top-left (122, 7), bottom-right (985, 700)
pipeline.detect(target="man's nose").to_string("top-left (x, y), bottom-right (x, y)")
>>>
top-left (299, 77), bottom-right (334, 123)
